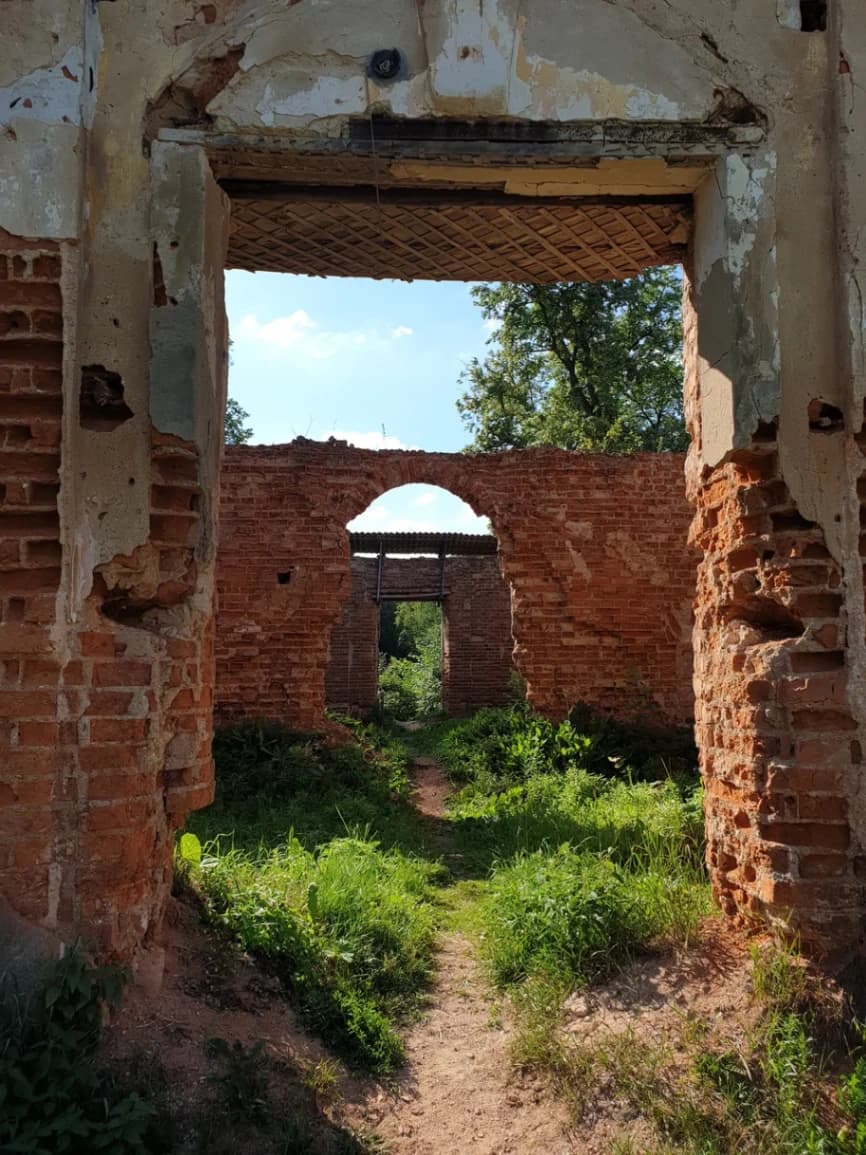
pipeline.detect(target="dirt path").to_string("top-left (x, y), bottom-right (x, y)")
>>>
top-left (340, 757), bottom-right (574, 1155)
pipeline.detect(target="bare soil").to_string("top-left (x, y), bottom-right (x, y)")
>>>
top-left (339, 757), bottom-right (574, 1153)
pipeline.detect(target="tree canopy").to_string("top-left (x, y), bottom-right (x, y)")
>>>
top-left (457, 268), bottom-right (687, 454)
top-left (224, 397), bottom-right (253, 445)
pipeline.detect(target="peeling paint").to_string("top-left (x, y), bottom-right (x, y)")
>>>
top-left (255, 72), bottom-right (367, 126)
top-left (0, 47), bottom-right (83, 128)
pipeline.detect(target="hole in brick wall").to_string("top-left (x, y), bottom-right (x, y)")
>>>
top-left (808, 399), bottom-right (844, 432)
top-left (80, 365), bottom-right (134, 431)
top-left (5, 426), bottom-right (30, 447)
top-left (789, 650), bottom-right (845, 673)
top-left (5, 598), bottom-right (25, 622)
top-left (754, 420), bottom-right (779, 444)
top-left (101, 597), bottom-right (149, 626)
top-left (708, 87), bottom-right (766, 127)
top-left (801, 542), bottom-right (831, 559)
top-left (800, 1), bottom-right (827, 30)
top-left (277, 571), bottom-right (291, 585)
top-left (153, 244), bottom-right (168, 307)
top-left (771, 510), bottom-right (815, 533)
top-left (724, 595), bottom-right (805, 640)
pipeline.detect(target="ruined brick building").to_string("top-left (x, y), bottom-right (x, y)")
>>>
top-left (3, 0), bottom-right (866, 971)
top-left (215, 442), bottom-right (695, 727)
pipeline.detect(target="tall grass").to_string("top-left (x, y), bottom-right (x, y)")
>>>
top-left (192, 835), bottom-right (437, 1070)
top-left (180, 722), bottom-right (441, 1071)
top-left (478, 779), bottom-right (711, 989)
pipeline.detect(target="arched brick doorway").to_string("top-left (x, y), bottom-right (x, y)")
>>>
top-left (215, 443), bottom-right (695, 731)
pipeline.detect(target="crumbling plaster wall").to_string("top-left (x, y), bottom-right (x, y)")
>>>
top-left (215, 442), bottom-right (695, 730)
top-left (2, 0), bottom-right (866, 957)
top-left (324, 554), bottom-right (515, 718)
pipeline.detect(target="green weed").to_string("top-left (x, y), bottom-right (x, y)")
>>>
top-left (187, 833), bottom-right (436, 1071)
top-left (0, 947), bottom-right (155, 1153)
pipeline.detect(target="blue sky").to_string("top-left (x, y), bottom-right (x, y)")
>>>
top-left (227, 271), bottom-right (494, 533)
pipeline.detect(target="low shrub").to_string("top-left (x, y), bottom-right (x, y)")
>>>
top-left (428, 703), bottom-right (697, 794)
top-left (484, 848), bottom-right (639, 986)
top-left (195, 721), bottom-right (417, 855)
top-left (0, 948), bottom-right (155, 1153)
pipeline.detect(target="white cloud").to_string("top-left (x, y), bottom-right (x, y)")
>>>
top-left (413, 491), bottom-right (439, 507)
top-left (320, 429), bottom-right (417, 451)
top-left (483, 317), bottom-right (501, 334)
top-left (235, 311), bottom-right (409, 360)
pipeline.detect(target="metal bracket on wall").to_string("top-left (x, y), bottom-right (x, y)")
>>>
top-left (376, 542), bottom-right (385, 605)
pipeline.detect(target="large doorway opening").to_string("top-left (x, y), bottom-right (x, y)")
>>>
top-left (324, 490), bottom-right (514, 722)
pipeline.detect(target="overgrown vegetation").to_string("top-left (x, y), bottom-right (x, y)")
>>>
top-left (514, 942), bottom-right (866, 1155)
top-left (377, 601), bottom-right (442, 720)
top-left (181, 721), bottom-right (440, 1072)
top-left (0, 949), bottom-right (154, 1153)
top-left (164, 704), bottom-right (866, 1153)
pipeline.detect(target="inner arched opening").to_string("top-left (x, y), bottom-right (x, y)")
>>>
top-left (326, 484), bottom-right (515, 722)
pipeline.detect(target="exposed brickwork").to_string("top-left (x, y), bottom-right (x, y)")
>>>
top-left (215, 440), bottom-right (696, 730)
top-left (0, 229), bottom-right (65, 929)
top-left (58, 431), bottom-right (215, 953)
top-left (325, 555), bottom-right (514, 716)
top-left (0, 231), bottom-right (214, 952)
top-left (442, 556), bottom-right (513, 716)
top-left (682, 269), bottom-right (863, 953)
top-left (691, 441), bottom-right (862, 950)
top-left (325, 560), bottom-right (380, 715)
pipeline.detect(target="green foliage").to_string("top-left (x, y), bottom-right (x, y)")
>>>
top-left (377, 602), bottom-right (406, 661)
top-left (482, 794), bottom-right (708, 990)
top-left (183, 723), bottom-right (438, 1073)
top-left (378, 602), bottom-right (442, 720)
top-left (0, 948), bottom-right (154, 1153)
top-left (428, 703), bottom-right (696, 796)
top-left (190, 835), bottom-right (437, 1071)
top-left (394, 602), bottom-right (441, 656)
top-left (484, 848), bottom-right (642, 987)
top-left (749, 939), bottom-right (809, 1014)
top-left (205, 1037), bottom-right (270, 1121)
top-left (209, 720), bottom-right (408, 813)
top-left (224, 396), bottom-right (253, 445)
top-left (458, 270), bottom-right (686, 454)
top-left (378, 653), bottom-right (441, 720)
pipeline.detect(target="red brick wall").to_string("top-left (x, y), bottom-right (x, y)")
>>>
top-left (324, 554), bottom-right (514, 716)
top-left (63, 431), bottom-right (215, 953)
top-left (0, 228), bottom-right (215, 953)
top-left (325, 560), bottom-right (380, 715)
top-left (215, 440), bottom-right (696, 730)
top-left (0, 228), bottom-right (65, 931)
top-left (691, 439), bottom-right (862, 950)
top-left (442, 556), bottom-right (513, 715)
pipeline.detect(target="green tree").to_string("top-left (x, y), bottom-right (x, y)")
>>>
top-left (378, 601), bottom-right (443, 719)
top-left (458, 268), bottom-right (686, 454)
top-left (394, 601), bottom-right (441, 656)
top-left (225, 397), bottom-right (253, 445)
